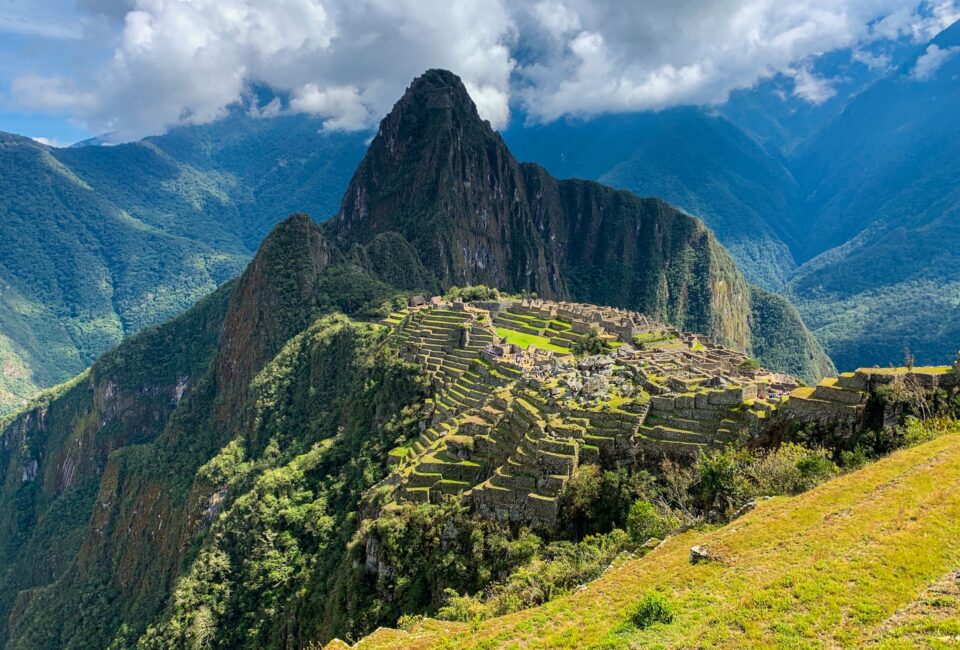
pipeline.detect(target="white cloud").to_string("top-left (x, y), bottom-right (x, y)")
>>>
top-left (10, 0), bottom-right (516, 141)
top-left (790, 66), bottom-right (837, 104)
top-left (912, 43), bottom-right (960, 79)
top-left (290, 84), bottom-right (370, 130)
top-left (11, 75), bottom-right (97, 112)
top-left (851, 49), bottom-right (892, 71)
top-left (870, 0), bottom-right (960, 42)
top-left (31, 136), bottom-right (69, 148)
top-left (7, 0), bottom-right (960, 141)
top-left (511, 0), bottom-right (950, 121)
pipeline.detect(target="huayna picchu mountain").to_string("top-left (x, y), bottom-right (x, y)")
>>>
top-left (329, 70), bottom-right (832, 383)
top-left (0, 70), bottom-right (884, 649)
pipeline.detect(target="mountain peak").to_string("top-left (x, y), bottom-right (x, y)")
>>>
top-left (330, 68), bottom-right (513, 251)
top-left (368, 67), bottom-right (496, 156)
top-left (398, 68), bottom-right (482, 119)
top-left (407, 68), bottom-right (469, 93)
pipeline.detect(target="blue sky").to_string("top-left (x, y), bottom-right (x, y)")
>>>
top-left (1, 1), bottom-right (958, 146)
top-left (0, 1), bottom-right (95, 143)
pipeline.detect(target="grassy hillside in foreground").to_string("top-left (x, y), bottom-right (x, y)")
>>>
top-left (347, 425), bottom-right (960, 649)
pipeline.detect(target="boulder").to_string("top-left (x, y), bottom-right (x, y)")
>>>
top-left (690, 545), bottom-right (714, 564)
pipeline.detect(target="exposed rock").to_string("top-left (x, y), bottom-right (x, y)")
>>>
top-left (690, 545), bottom-right (715, 564)
top-left (582, 375), bottom-right (610, 399)
top-left (579, 355), bottom-right (614, 372)
top-left (173, 375), bottom-right (190, 405)
top-left (364, 535), bottom-right (395, 580)
top-left (732, 497), bottom-right (772, 520)
top-left (19, 458), bottom-right (38, 483)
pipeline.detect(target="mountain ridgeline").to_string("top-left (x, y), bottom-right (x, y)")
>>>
top-left (4, 22), bottom-right (960, 413)
top-left (330, 69), bottom-right (832, 382)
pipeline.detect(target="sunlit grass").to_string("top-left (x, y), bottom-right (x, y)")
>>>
top-left (495, 327), bottom-right (571, 354)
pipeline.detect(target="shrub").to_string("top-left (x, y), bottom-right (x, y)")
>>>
top-left (444, 285), bottom-right (498, 302)
top-left (436, 530), bottom-right (632, 623)
top-left (748, 443), bottom-right (838, 495)
top-left (630, 591), bottom-right (674, 629)
top-left (737, 358), bottom-right (761, 373)
top-left (573, 331), bottom-right (607, 356)
top-left (626, 500), bottom-right (678, 543)
top-left (561, 466), bottom-right (654, 537)
top-left (902, 416), bottom-right (938, 447)
top-left (838, 446), bottom-right (871, 470)
top-left (692, 448), bottom-right (752, 514)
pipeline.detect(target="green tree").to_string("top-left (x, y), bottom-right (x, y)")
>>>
top-left (626, 500), bottom-right (678, 543)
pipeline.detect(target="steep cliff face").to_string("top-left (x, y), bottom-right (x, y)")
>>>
top-left (0, 282), bottom-right (231, 645)
top-left (332, 69), bottom-right (566, 298)
top-left (331, 70), bottom-right (830, 376)
top-left (214, 214), bottom-right (340, 421)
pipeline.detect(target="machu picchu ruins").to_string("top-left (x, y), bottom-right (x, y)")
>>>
top-left (370, 295), bottom-right (960, 528)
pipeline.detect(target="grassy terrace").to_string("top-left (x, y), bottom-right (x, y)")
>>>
top-left (858, 366), bottom-right (952, 375)
top-left (350, 424), bottom-right (960, 649)
top-left (495, 327), bottom-right (572, 354)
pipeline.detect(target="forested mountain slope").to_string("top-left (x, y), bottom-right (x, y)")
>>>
top-left (0, 208), bottom-right (949, 647)
top-left (504, 108), bottom-right (805, 289)
top-left (784, 20), bottom-right (960, 370)
top-left (0, 118), bottom-right (366, 412)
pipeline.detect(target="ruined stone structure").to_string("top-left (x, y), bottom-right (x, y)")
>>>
top-left (376, 299), bottom-right (960, 528)
top-left (377, 298), bottom-right (801, 527)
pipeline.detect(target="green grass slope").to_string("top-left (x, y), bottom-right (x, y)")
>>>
top-left (352, 423), bottom-right (960, 649)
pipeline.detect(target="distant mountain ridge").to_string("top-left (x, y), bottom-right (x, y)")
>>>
top-left (503, 108), bottom-right (805, 289)
top-left (0, 117), bottom-right (367, 411)
top-left (506, 20), bottom-right (960, 371)
top-left (784, 19), bottom-right (960, 369)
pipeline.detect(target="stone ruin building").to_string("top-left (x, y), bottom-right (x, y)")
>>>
top-left (371, 297), bottom-right (960, 528)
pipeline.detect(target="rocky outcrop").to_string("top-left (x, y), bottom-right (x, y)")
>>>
top-left (214, 214), bottom-right (339, 421)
